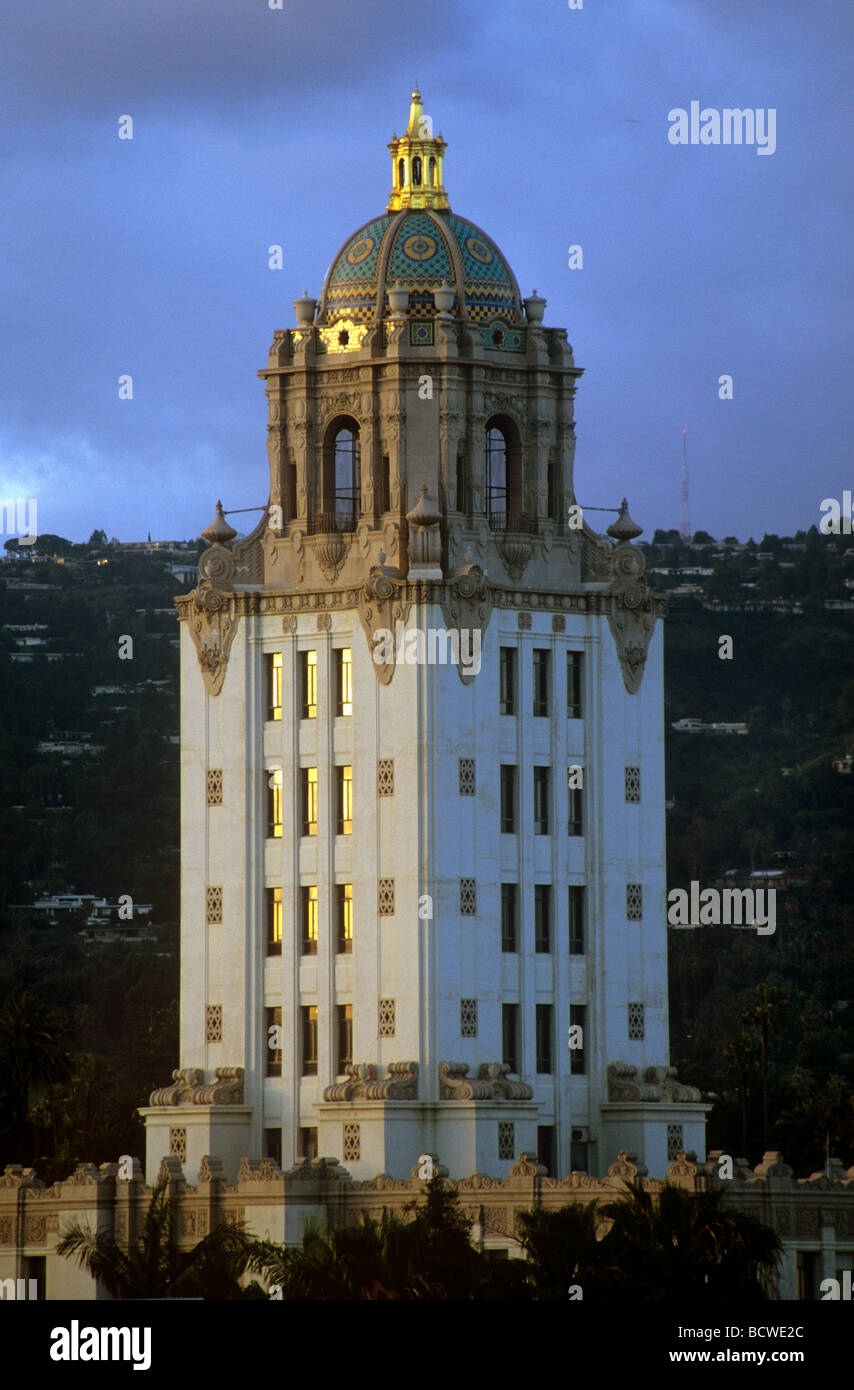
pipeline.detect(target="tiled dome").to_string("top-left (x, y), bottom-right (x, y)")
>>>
top-left (317, 209), bottom-right (523, 327)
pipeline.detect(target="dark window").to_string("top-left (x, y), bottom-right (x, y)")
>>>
top-left (502, 1003), bottom-right (519, 1074)
top-left (533, 766), bottom-right (550, 834)
top-left (570, 1139), bottom-right (589, 1174)
top-left (537, 1125), bottom-right (555, 1176)
top-left (298, 1127), bottom-right (318, 1161)
top-left (501, 883), bottom-right (518, 953)
top-left (568, 780), bottom-right (583, 836)
top-left (567, 651), bottom-right (583, 719)
top-left (379, 456), bottom-right (390, 513)
top-left (499, 646), bottom-right (517, 715)
top-left (570, 1004), bottom-right (586, 1075)
top-left (534, 884), bottom-right (552, 953)
top-left (500, 764), bottom-right (517, 833)
top-left (336, 1004), bottom-right (353, 1074)
top-left (285, 463), bottom-right (297, 522)
top-left (266, 886), bottom-right (282, 956)
top-left (569, 886), bottom-right (585, 955)
top-left (266, 1006), bottom-right (282, 1077)
top-left (536, 1004), bottom-right (553, 1074)
top-left (533, 649), bottom-right (550, 717)
top-left (301, 1005), bottom-right (318, 1075)
top-left (397, 158), bottom-right (405, 188)
top-left (456, 449), bottom-right (468, 516)
top-left (264, 1127), bottom-right (282, 1167)
top-left (412, 154), bottom-right (422, 186)
top-left (546, 460), bottom-right (558, 520)
top-left (22, 1255), bottom-right (45, 1298)
top-left (796, 1251), bottom-right (820, 1301)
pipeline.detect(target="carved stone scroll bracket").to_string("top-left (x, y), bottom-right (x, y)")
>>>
top-left (606, 1061), bottom-right (701, 1103)
top-left (323, 1061), bottom-right (418, 1101)
top-left (440, 562), bottom-right (493, 687)
top-left (439, 1061), bottom-right (534, 1101)
top-left (357, 566), bottom-right (410, 685)
top-left (186, 582), bottom-right (238, 696)
top-left (149, 1067), bottom-right (245, 1106)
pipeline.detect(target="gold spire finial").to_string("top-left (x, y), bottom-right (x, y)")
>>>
top-left (387, 87), bottom-right (450, 213)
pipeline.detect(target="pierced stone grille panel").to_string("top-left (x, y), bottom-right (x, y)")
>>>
top-left (627, 1002), bottom-right (645, 1041)
top-left (378, 878), bottom-right (395, 915)
top-left (378, 999), bottom-right (396, 1036)
top-left (667, 1124), bottom-right (684, 1161)
top-left (625, 766), bottom-right (641, 802)
top-left (498, 1122), bottom-right (515, 1161)
top-left (169, 1127), bottom-right (187, 1163)
top-left (626, 883), bottom-right (643, 920)
top-left (206, 1004), bottom-right (223, 1044)
top-left (206, 886), bottom-right (223, 924)
top-left (377, 758), bottom-right (394, 796)
top-left (343, 1124), bottom-right (360, 1162)
top-left (206, 769), bottom-right (223, 805)
top-left (458, 758), bottom-right (476, 795)
top-left (460, 878), bottom-right (477, 915)
top-left (461, 998), bottom-right (478, 1036)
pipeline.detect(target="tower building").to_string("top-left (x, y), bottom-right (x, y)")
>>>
top-left (141, 88), bottom-right (708, 1186)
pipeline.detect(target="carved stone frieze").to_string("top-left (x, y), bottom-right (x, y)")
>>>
top-left (607, 1061), bottom-right (701, 1103)
top-left (149, 1067), bottom-right (245, 1107)
top-left (323, 1061), bottom-right (418, 1101)
top-left (439, 1062), bottom-right (534, 1101)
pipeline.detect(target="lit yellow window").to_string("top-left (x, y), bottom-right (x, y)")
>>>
top-left (303, 767), bottom-right (318, 836)
top-left (302, 885), bottom-right (318, 955)
top-left (338, 883), bottom-right (353, 952)
top-left (302, 650), bottom-right (317, 719)
top-left (268, 653), bottom-right (283, 721)
top-left (269, 886), bottom-right (283, 950)
top-left (338, 765), bottom-right (352, 835)
top-left (268, 768), bottom-right (283, 838)
top-left (337, 648), bottom-right (352, 716)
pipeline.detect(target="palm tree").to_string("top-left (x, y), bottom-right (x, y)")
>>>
top-left (0, 993), bottom-right (72, 1161)
top-left (515, 1201), bottom-right (624, 1299)
top-left (721, 1031), bottom-right (760, 1158)
top-left (602, 1180), bottom-right (781, 1300)
top-left (740, 984), bottom-right (790, 1150)
top-left (57, 1174), bottom-right (262, 1299)
top-left (248, 1177), bottom-right (529, 1300)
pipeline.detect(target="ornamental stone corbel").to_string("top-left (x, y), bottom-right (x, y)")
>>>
top-left (441, 556), bottom-right (492, 687)
top-left (604, 499), bottom-right (661, 694)
top-left (184, 502), bottom-right (240, 696)
top-left (357, 563), bottom-right (410, 685)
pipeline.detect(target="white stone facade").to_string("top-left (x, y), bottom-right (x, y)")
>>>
top-left (143, 91), bottom-right (708, 1185)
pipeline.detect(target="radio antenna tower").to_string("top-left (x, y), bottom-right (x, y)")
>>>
top-left (679, 428), bottom-right (691, 541)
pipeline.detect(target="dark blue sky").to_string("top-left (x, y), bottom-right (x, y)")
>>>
top-left (2, 0), bottom-right (851, 544)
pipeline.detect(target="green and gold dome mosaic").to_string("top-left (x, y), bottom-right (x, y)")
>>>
top-left (315, 88), bottom-right (523, 329)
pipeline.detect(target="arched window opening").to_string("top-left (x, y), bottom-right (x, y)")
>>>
top-left (485, 416), bottom-right (523, 531)
top-left (412, 155), bottom-right (422, 187)
top-left (429, 157), bottom-right (437, 187)
top-left (398, 158), bottom-right (406, 187)
top-left (485, 428), bottom-right (506, 522)
top-left (321, 419), bottom-right (360, 530)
